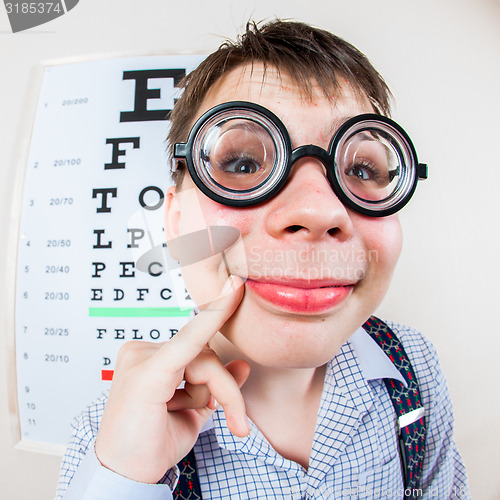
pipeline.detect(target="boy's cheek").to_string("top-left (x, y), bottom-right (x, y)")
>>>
top-left (181, 257), bottom-right (227, 307)
top-left (176, 228), bottom-right (248, 308)
top-left (181, 181), bottom-right (262, 236)
top-left (358, 216), bottom-right (403, 275)
top-left (173, 187), bottom-right (253, 307)
top-left (177, 188), bottom-right (213, 234)
top-left (195, 202), bottom-right (258, 237)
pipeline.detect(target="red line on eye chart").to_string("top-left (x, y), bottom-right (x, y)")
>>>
top-left (101, 370), bottom-right (114, 381)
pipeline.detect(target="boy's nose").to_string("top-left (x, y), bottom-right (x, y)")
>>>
top-left (264, 158), bottom-right (354, 241)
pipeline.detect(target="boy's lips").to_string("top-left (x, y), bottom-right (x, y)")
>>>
top-left (244, 278), bottom-right (355, 314)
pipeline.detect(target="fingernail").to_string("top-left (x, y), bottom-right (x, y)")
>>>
top-left (221, 275), bottom-right (236, 294)
top-left (208, 396), bottom-right (219, 410)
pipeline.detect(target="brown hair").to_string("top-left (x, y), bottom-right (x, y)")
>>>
top-left (167, 19), bottom-right (392, 186)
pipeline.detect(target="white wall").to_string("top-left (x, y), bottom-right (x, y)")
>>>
top-left (1, 0), bottom-right (499, 498)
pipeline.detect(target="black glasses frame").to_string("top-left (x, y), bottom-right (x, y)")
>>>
top-left (174, 101), bottom-right (427, 217)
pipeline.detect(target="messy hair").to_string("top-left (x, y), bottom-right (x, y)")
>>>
top-left (167, 19), bottom-right (392, 186)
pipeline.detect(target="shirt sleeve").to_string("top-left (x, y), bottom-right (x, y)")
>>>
top-left (55, 391), bottom-right (176, 500)
top-left (388, 322), bottom-right (471, 500)
top-left (61, 445), bottom-right (173, 500)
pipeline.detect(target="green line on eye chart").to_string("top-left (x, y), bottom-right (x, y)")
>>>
top-left (89, 307), bottom-right (191, 318)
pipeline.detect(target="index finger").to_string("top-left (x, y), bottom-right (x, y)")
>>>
top-left (156, 275), bottom-right (244, 371)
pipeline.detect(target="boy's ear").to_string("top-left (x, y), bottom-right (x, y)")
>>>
top-left (164, 185), bottom-right (181, 260)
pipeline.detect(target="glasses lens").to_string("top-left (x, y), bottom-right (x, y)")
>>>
top-left (191, 108), bottom-right (287, 202)
top-left (334, 120), bottom-right (416, 213)
top-left (203, 119), bottom-right (275, 190)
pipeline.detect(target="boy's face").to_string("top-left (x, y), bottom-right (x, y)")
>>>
top-left (166, 63), bottom-right (402, 369)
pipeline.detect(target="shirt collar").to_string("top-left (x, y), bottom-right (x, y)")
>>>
top-left (200, 325), bottom-right (407, 436)
top-left (349, 326), bottom-right (407, 387)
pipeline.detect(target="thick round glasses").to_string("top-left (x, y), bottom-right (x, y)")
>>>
top-left (173, 101), bottom-right (427, 217)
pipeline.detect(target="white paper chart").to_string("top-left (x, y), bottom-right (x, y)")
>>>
top-left (15, 54), bottom-right (205, 449)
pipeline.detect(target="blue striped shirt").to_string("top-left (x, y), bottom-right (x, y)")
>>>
top-left (56, 321), bottom-right (470, 499)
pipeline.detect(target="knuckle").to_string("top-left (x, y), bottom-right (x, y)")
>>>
top-left (116, 341), bottom-right (152, 367)
top-left (199, 345), bottom-right (218, 360)
top-left (185, 352), bottom-right (220, 382)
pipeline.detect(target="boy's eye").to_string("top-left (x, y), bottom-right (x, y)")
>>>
top-left (219, 156), bottom-right (261, 174)
top-left (345, 161), bottom-right (389, 186)
top-left (347, 164), bottom-right (373, 181)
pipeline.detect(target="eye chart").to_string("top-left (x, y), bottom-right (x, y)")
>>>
top-left (13, 54), bottom-right (205, 451)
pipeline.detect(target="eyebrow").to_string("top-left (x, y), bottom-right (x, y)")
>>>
top-left (219, 120), bottom-right (275, 144)
top-left (326, 116), bottom-right (355, 137)
top-left (222, 120), bottom-right (267, 133)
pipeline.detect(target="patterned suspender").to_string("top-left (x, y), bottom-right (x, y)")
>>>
top-left (173, 448), bottom-right (202, 500)
top-left (363, 316), bottom-right (427, 497)
top-left (173, 316), bottom-right (426, 499)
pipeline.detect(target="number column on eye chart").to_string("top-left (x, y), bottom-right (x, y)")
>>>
top-left (15, 104), bottom-right (90, 444)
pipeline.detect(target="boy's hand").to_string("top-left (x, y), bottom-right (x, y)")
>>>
top-left (94, 275), bottom-right (250, 484)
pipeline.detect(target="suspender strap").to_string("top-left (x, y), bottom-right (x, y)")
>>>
top-left (173, 448), bottom-right (202, 499)
top-left (363, 316), bottom-right (427, 497)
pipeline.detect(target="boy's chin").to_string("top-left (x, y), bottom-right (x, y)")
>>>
top-left (218, 307), bottom-right (362, 369)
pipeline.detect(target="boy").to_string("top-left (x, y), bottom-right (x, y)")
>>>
top-left (57, 20), bottom-right (469, 499)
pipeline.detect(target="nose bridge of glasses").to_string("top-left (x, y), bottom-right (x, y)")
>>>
top-left (290, 144), bottom-right (331, 171)
top-left (288, 144), bottom-right (349, 210)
